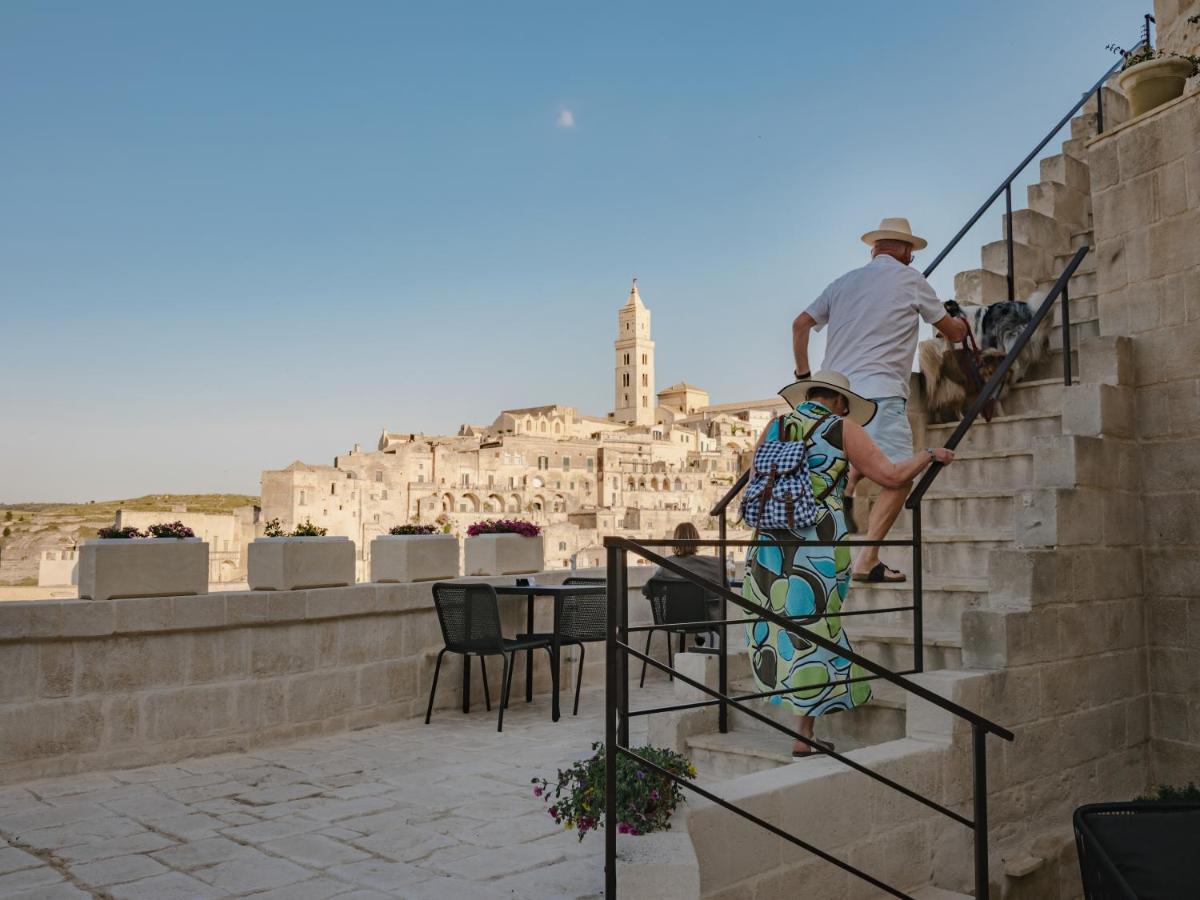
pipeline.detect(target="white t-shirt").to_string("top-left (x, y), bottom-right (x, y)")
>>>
top-left (805, 254), bottom-right (945, 399)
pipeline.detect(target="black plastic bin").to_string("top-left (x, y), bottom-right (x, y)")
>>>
top-left (1073, 802), bottom-right (1200, 899)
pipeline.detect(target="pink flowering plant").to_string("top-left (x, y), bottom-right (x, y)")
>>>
top-left (467, 518), bottom-right (541, 538)
top-left (389, 523), bottom-right (438, 535)
top-left (145, 521), bottom-right (196, 539)
top-left (531, 742), bottom-right (694, 841)
top-left (96, 521), bottom-right (195, 539)
top-left (96, 525), bottom-right (145, 539)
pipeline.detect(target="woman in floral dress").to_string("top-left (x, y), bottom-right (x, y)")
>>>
top-left (743, 371), bottom-right (954, 756)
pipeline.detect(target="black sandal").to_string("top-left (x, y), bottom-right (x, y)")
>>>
top-left (851, 562), bottom-right (906, 583)
top-left (792, 740), bottom-right (835, 759)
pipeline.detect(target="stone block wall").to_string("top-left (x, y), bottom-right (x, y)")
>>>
top-left (1155, 0), bottom-right (1200, 60)
top-left (0, 567), bottom-right (653, 785)
top-left (1090, 90), bottom-right (1200, 782)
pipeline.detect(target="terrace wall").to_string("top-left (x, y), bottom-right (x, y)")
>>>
top-left (0, 567), bottom-right (653, 785)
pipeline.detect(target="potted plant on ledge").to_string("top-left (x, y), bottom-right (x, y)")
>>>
top-left (248, 518), bottom-right (355, 591)
top-left (1111, 41), bottom-right (1200, 118)
top-left (463, 518), bottom-right (544, 576)
top-left (532, 742), bottom-right (694, 841)
top-left (370, 523), bottom-right (460, 583)
top-left (79, 521), bottom-right (208, 602)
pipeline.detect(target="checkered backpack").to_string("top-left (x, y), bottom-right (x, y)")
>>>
top-left (740, 412), bottom-right (832, 531)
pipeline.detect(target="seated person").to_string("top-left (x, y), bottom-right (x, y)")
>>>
top-left (643, 522), bottom-right (726, 621)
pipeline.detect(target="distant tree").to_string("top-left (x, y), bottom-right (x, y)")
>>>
top-left (2, 527), bottom-right (10, 537)
top-left (3, 511), bottom-right (11, 521)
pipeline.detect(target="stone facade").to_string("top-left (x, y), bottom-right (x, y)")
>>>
top-left (260, 281), bottom-right (772, 575)
top-left (1089, 78), bottom-right (1200, 783)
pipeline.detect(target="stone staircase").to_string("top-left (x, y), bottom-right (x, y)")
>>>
top-left (654, 80), bottom-right (1136, 899)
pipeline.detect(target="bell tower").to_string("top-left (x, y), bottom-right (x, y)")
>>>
top-left (613, 278), bottom-right (655, 427)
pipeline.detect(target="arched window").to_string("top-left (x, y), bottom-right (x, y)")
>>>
top-left (641, 374), bottom-right (648, 387)
top-left (540, 421), bottom-right (547, 433)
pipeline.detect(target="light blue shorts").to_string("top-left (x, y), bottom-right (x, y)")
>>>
top-left (864, 397), bottom-right (913, 464)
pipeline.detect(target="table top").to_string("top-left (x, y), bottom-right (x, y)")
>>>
top-left (492, 583), bottom-right (603, 597)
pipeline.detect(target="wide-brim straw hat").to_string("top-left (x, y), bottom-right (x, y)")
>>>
top-left (861, 216), bottom-right (928, 251)
top-left (780, 370), bottom-right (877, 426)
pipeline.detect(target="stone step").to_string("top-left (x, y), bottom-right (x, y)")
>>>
top-left (996, 376), bottom-right (1065, 416)
top-left (1040, 152), bottom-right (1091, 194)
top-left (981, 238), bottom-right (1052, 283)
top-left (686, 729), bottom-right (842, 781)
top-left (1028, 345), bottom-right (1078, 382)
top-left (953, 268), bottom-right (1036, 305)
top-left (926, 410), bottom-right (1062, 454)
top-left (913, 887), bottom-right (973, 900)
top-left (845, 577), bottom-right (989, 634)
top-left (919, 488), bottom-right (1016, 533)
top-left (1026, 179), bottom-right (1090, 228)
top-left (1001, 208), bottom-right (1073, 254)
top-left (1061, 135), bottom-right (1090, 161)
top-left (1053, 245), bottom-right (1096, 275)
top-left (932, 447), bottom-right (1034, 492)
top-left (880, 530), bottom-right (1012, 582)
top-left (1049, 317), bottom-right (1101, 354)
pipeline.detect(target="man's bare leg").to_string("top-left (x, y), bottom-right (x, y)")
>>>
top-left (851, 482), bottom-right (911, 578)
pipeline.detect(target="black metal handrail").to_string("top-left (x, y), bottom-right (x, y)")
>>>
top-left (920, 46), bottom-right (1139, 295)
top-left (907, 245), bottom-right (1089, 508)
top-left (604, 536), bottom-right (1014, 900)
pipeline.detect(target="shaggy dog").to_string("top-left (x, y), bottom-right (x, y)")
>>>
top-left (919, 299), bottom-right (1051, 423)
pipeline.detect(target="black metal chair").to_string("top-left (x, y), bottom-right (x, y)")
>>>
top-left (425, 582), bottom-right (554, 732)
top-left (639, 577), bottom-right (714, 688)
top-left (516, 576), bottom-right (607, 716)
top-left (1074, 801), bottom-right (1200, 898)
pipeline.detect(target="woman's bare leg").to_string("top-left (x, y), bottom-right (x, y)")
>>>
top-left (792, 715), bottom-right (815, 755)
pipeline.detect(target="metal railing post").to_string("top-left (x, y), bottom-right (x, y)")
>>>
top-left (911, 504), bottom-right (924, 674)
top-left (718, 509), bottom-right (729, 733)
top-left (972, 723), bottom-right (990, 900)
top-left (1004, 183), bottom-right (1015, 303)
top-left (617, 545), bottom-right (630, 749)
top-left (604, 543), bottom-right (619, 900)
top-left (1062, 282), bottom-right (1073, 386)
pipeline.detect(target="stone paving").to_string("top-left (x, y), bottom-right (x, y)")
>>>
top-left (0, 682), bottom-right (672, 899)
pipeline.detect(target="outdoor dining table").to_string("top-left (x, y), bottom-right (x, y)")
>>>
top-left (459, 581), bottom-right (604, 723)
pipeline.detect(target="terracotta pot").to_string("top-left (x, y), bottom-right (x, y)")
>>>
top-left (1117, 56), bottom-right (1195, 118)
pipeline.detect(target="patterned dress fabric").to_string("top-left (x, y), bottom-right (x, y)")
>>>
top-left (742, 401), bottom-right (873, 716)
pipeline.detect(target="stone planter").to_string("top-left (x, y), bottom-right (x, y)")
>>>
top-left (370, 534), bottom-right (459, 583)
top-left (78, 538), bottom-right (208, 602)
top-left (464, 533), bottom-right (544, 576)
top-left (1118, 56), bottom-right (1195, 118)
top-left (248, 536), bottom-right (355, 591)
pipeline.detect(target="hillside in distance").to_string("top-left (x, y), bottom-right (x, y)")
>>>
top-left (0, 494), bottom-right (259, 584)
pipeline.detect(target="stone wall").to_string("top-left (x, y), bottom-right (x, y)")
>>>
top-left (1155, 0), bottom-right (1200, 60)
top-left (1089, 90), bottom-right (1200, 782)
top-left (0, 567), bottom-right (653, 785)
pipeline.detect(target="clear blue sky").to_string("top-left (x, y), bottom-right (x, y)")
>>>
top-left (1, 0), bottom-right (1141, 501)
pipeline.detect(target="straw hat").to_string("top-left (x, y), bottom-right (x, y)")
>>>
top-left (860, 217), bottom-right (927, 251)
top-left (779, 370), bottom-right (877, 426)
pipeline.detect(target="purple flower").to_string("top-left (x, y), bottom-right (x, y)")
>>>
top-left (533, 786), bottom-right (543, 798)
top-left (650, 790), bottom-right (659, 801)
top-left (618, 822), bottom-right (633, 834)
top-left (635, 770), bottom-right (645, 781)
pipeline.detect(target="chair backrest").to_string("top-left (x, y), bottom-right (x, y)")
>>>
top-left (644, 577), bottom-right (710, 628)
top-left (563, 577), bottom-right (606, 585)
top-left (558, 588), bottom-right (607, 642)
top-left (431, 582), bottom-right (505, 653)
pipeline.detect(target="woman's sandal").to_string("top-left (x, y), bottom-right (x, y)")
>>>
top-left (792, 740), bottom-right (835, 759)
top-left (851, 562), bottom-right (906, 583)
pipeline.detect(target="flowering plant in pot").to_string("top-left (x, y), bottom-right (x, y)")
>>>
top-left (81, 522), bottom-right (205, 601)
top-left (95, 521), bottom-right (196, 539)
top-left (1109, 41), bottom-right (1200, 117)
top-left (96, 525), bottom-right (146, 539)
top-left (388, 523), bottom-right (438, 535)
top-left (531, 742), bottom-right (694, 841)
top-left (263, 517), bottom-right (328, 537)
top-left (466, 518), bottom-right (541, 537)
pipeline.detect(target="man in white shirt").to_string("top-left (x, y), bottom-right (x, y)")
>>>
top-left (791, 217), bottom-right (967, 582)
